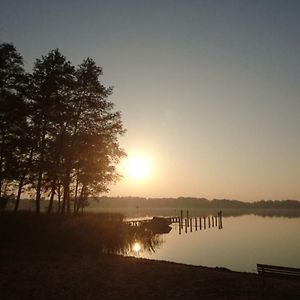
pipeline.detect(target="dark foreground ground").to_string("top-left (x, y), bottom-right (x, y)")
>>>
top-left (0, 251), bottom-right (299, 300)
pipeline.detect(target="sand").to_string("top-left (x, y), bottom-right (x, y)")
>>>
top-left (0, 250), bottom-right (299, 300)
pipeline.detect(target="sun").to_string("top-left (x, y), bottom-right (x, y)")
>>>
top-left (126, 155), bottom-right (151, 180)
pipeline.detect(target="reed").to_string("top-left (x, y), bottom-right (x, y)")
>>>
top-left (0, 211), bottom-right (159, 255)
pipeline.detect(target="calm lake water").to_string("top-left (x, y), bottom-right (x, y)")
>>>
top-left (131, 214), bottom-right (300, 273)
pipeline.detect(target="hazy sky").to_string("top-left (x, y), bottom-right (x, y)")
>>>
top-left (1, 0), bottom-right (299, 201)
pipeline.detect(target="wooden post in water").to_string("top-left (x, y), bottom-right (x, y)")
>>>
top-left (185, 218), bottom-right (188, 233)
top-left (187, 210), bottom-right (189, 228)
top-left (217, 211), bottom-right (223, 229)
top-left (190, 218), bottom-right (193, 232)
top-left (195, 217), bottom-right (197, 231)
top-left (219, 211), bottom-right (223, 229)
top-left (212, 215), bottom-right (214, 227)
top-left (199, 217), bottom-right (202, 230)
top-left (215, 215), bottom-right (218, 227)
top-left (204, 216), bottom-right (206, 229)
top-left (179, 221), bottom-right (182, 235)
top-left (180, 210), bottom-right (183, 229)
top-left (208, 216), bottom-right (211, 228)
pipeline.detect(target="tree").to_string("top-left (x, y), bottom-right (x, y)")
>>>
top-left (0, 44), bottom-right (126, 213)
top-left (60, 58), bottom-right (126, 213)
top-left (30, 49), bottom-right (75, 213)
top-left (0, 43), bottom-right (28, 210)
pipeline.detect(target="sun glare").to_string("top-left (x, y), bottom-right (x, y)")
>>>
top-left (132, 242), bottom-right (141, 253)
top-left (126, 155), bottom-right (151, 180)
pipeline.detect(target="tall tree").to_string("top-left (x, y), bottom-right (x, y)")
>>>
top-left (30, 49), bottom-right (75, 213)
top-left (61, 58), bottom-right (126, 213)
top-left (0, 43), bottom-right (27, 209)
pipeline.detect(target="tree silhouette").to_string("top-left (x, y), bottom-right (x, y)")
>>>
top-left (0, 43), bottom-right (126, 213)
top-left (30, 49), bottom-right (75, 213)
top-left (64, 58), bottom-right (126, 213)
top-left (0, 43), bottom-right (28, 211)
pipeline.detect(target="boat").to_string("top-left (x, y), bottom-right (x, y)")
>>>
top-left (142, 217), bottom-right (172, 234)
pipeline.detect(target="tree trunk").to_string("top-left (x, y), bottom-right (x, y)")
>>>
top-left (57, 184), bottom-right (61, 213)
top-left (14, 145), bottom-right (34, 214)
top-left (35, 119), bottom-right (47, 214)
top-left (0, 133), bottom-right (6, 198)
top-left (73, 176), bottom-right (79, 214)
top-left (13, 176), bottom-right (25, 214)
top-left (77, 184), bottom-right (85, 213)
top-left (61, 172), bottom-right (71, 214)
top-left (47, 178), bottom-right (57, 213)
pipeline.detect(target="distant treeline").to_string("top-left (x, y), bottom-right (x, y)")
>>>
top-left (91, 197), bottom-right (300, 209)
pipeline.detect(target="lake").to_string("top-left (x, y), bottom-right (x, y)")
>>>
top-left (128, 214), bottom-right (300, 273)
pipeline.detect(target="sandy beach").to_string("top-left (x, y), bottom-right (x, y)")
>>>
top-left (1, 250), bottom-right (299, 300)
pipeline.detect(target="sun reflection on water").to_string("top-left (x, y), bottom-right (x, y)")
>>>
top-left (132, 242), bottom-right (142, 253)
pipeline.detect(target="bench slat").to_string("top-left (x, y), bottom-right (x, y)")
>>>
top-left (257, 264), bottom-right (300, 279)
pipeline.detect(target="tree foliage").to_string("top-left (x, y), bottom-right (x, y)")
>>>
top-left (0, 43), bottom-right (126, 213)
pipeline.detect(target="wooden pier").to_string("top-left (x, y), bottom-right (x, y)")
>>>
top-left (125, 216), bottom-right (180, 227)
top-left (125, 211), bottom-right (223, 234)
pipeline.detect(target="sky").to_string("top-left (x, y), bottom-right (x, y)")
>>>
top-left (1, 0), bottom-right (299, 201)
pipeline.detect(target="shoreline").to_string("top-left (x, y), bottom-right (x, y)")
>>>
top-left (1, 250), bottom-right (299, 299)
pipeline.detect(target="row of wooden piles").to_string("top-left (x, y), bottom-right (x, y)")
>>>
top-left (177, 211), bottom-right (223, 234)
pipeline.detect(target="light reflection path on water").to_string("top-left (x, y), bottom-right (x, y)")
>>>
top-left (129, 215), bottom-right (300, 273)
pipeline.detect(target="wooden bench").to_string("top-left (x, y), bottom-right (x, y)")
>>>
top-left (257, 264), bottom-right (300, 280)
